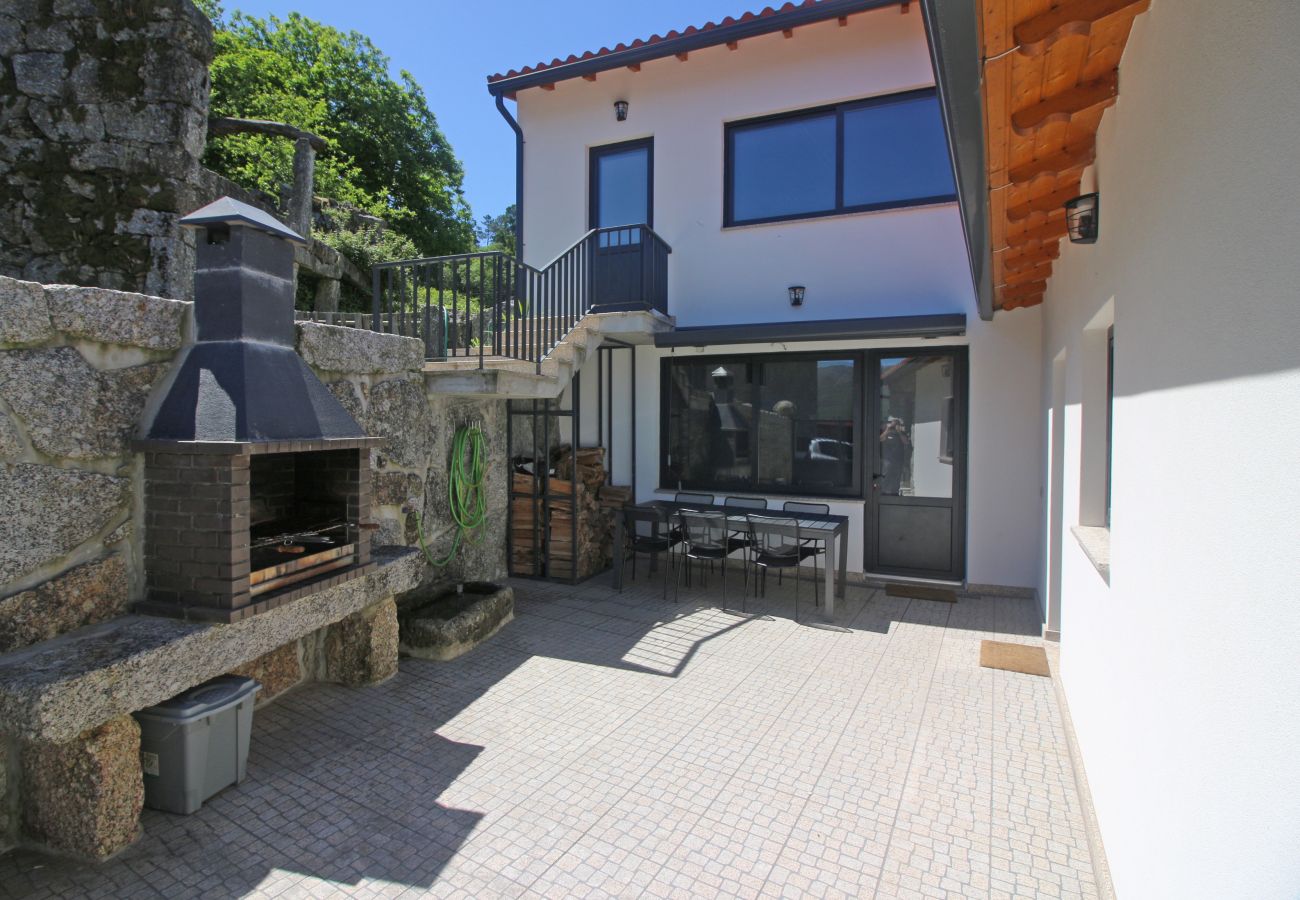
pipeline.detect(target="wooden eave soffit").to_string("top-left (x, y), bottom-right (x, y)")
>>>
top-left (983, 0), bottom-right (1150, 312)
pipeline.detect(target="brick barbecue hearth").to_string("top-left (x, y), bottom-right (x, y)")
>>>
top-left (135, 198), bottom-right (382, 623)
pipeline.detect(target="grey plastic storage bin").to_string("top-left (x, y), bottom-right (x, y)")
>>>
top-left (133, 675), bottom-right (261, 814)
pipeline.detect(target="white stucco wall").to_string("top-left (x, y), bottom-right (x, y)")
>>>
top-left (515, 6), bottom-right (973, 325)
top-left (1039, 3), bottom-right (1300, 897)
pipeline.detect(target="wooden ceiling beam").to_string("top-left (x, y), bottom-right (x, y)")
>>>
top-left (627, 63), bottom-right (641, 72)
top-left (1011, 70), bottom-right (1118, 138)
top-left (1007, 140), bottom-right (1096, 186)
top-left (1002, 262), bottom-right (1053, 286)
top-left (1001, 281), bottom-right (1048, 301)
top-left (1007, 185), bottom-right (1083, 222)
top-left (1005, 217), bottom-right (1069, 246)
top-left (1015, 0), bottom-right (1151, 58)
top-left (1001, 245), bottom-right (1060, 271)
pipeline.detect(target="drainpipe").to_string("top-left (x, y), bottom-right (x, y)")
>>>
top-left (493, 92), bottom-right (524, 260)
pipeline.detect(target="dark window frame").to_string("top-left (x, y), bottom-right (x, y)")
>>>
top-left (589, 137), bottom-right (654, 230)
top-left (723, 87), bottom-right (957, 228)
top-left (1105, 325), bottom-right (1114, 528)
top-left (659, 350), bottom-right (865, 498)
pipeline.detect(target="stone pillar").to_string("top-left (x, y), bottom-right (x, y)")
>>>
top-left (21, 716), bottom-right (143, 861)
top-left (289, 137), bottom-right (315, 239)
top-left (314, 277), bottom-right (341, 314)
top-left (323, 597), bottom-right (398, 687)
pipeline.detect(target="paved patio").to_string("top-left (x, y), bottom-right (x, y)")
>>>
top-left (1, 569), bottom-right (1098, 899)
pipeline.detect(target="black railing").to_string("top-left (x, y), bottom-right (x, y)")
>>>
top-left (371, 225), bottom-right (670, 369)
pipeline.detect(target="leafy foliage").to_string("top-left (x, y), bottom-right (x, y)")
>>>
top-left (316, 207), bottom-right (418, 277)
top-left (477, 204), bottom-right (517, 256)
top-left (202, 9), bottom-right (475, 257)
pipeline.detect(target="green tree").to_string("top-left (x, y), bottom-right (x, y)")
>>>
top-left (202, 10), bottom-right (475, 257)
top-left (477, 204), bottom-right (517, 256)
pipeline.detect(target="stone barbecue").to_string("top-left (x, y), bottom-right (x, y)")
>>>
top-left (135, 198), bottom-right (381, 623)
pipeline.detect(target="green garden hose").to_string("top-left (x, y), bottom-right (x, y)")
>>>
top-left (416, 423), bottom-right (488, 568)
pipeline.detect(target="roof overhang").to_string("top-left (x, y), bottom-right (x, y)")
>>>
top-left (487, 0), bottom-right (902, 97)
top-left (928, 0), bottom-right (1149, 316)
top-left (654, 314), bottom-right (966, 348)
top-left (919, 0), bottom-right (993, 321)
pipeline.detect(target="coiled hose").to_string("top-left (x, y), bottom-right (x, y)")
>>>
top-left (416, 424), bottom-right (487, 568)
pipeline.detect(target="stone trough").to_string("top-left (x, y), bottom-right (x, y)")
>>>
top-left (398, 582), bottom-right (513, 661)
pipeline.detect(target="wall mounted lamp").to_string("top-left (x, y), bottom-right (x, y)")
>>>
top-left (614, 99), bottom-right (629, 122)
top-left (788, 285), bottom-right (806, 306)
top-left (1064, 193), bottom-right (1099, 244)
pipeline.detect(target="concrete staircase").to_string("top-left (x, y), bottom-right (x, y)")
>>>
top-left (422, 308), bottom-right (673, 399)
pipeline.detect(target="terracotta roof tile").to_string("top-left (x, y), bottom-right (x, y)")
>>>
top-left (487, 0), bottom-right (837, 84)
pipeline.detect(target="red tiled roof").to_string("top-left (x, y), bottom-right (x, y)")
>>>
top-left (487, 0), bottom-right (844, 85)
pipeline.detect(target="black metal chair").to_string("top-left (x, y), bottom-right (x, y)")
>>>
top-left (621, 507), bottom-right (678, 602)
top-left (676, 510), bottom-right (731, 608)
top-left (745, 515), bottom-right (805, 621)
top-left (783, 500), bottom-right (830, 605)
top-left (722, 496), bottom-right (767, 560)
top-left (674, 491), bottom-right (715, 506)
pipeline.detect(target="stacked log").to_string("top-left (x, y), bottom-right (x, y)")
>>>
top-left (510, 446), bottom-right (631, 580)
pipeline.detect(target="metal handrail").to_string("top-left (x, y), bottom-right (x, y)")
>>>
top-left (371, 225), bottom-right (671, 370)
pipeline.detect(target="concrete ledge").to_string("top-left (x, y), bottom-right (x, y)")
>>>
top-left (1071, 525), bottom-right (1111, 584)
top-left (0, 547), bottom-right (423, 744)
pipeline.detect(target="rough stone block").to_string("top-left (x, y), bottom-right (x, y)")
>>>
top-left (323, 597), bottom-right (398, 688)
top-left (227, 641), bottom-right (302, 703)
top-left (296, 322), bottom-right (424, 375)
top-left (0, 347), bottom-right (167, 459)
top-left (0, 413), bottom-right (23, 460)
top-left (399, 583), bottom-right (513, 662)
top-left (0, 278), bottom-right (52, 345)
top-left (45, 284), bottom-right (187, 350)
top-left (21, 716), bottom-right (143, 860)
top-left (0, 554), bottom-right (128, 653)
top-left (366, 378), bottom-right (432, 469)
top-left (11, 53), bottom-right (66, 98)
top-left (0, 464), bottom-right (128, 586)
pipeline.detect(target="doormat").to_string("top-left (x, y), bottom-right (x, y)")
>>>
top-left (886, 583), bottom-right (958, 603)
top-left (980, 640), bottom-right (1050, 677)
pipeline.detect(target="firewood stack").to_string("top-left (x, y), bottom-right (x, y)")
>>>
top-left (510, 446), bottom-right (631, 580)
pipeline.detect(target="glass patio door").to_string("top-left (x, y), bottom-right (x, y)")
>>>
top-left (865, 349), bottom-right (968, 580)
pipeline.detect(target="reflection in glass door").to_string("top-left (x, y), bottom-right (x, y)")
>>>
top-left (867, 349), bottom-right (967, 580)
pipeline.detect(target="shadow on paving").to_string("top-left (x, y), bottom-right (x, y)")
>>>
top-left (0, 568), bottom-right (1039, 898)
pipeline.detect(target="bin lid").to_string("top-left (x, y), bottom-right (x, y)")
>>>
top-left (135, 675), bottom-right (261, 723)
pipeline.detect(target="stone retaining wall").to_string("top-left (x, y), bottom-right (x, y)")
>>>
top-left (0, 0), bottom-right (213, 299)
top-left (0, 276), bottom-right (507, 658)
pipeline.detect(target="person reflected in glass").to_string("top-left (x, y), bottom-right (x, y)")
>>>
top-left (879, 416), bottom-right (910, 495)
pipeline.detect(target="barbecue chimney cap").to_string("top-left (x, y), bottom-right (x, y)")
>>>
top-left (179, 197), bottom-right (306, 245)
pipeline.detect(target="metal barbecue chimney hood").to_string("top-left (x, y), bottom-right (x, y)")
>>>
top-left (143, 197), bottom-right (365, 444)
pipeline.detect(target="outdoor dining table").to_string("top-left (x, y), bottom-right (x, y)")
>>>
top-left (612, 500), bottom-right (851, 616)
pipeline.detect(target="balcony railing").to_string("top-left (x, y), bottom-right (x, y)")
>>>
top-left (370, 224), bottom-right (670, 369)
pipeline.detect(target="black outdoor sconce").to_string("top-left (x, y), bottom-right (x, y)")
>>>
top-left (788, 285), bottom-right (806, 306)
top-left (614, 99), bottom-right (629, 122)
top-left (1065, 192), bottom-right (1099, 244)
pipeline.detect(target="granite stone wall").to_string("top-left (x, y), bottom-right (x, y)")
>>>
top-left (296, 322), bottom-right (508, 589)
top-left (1, 280), bottom-right (508, 656)
top-left (0, 276), bottom-right (186, 653)
top-left (0, 0), bottom-right (214, 300)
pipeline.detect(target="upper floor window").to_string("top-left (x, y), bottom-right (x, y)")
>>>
top-left (724, 88), bottom-right (957, 227)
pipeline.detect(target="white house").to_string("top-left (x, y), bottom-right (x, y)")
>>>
top-left (485, 1), bottom-right (1044, 590)
top-left (395, 0), bottom-right (1300, 896)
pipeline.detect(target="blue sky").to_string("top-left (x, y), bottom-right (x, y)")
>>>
top-left (222, 0), bottom-right (752, 223)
